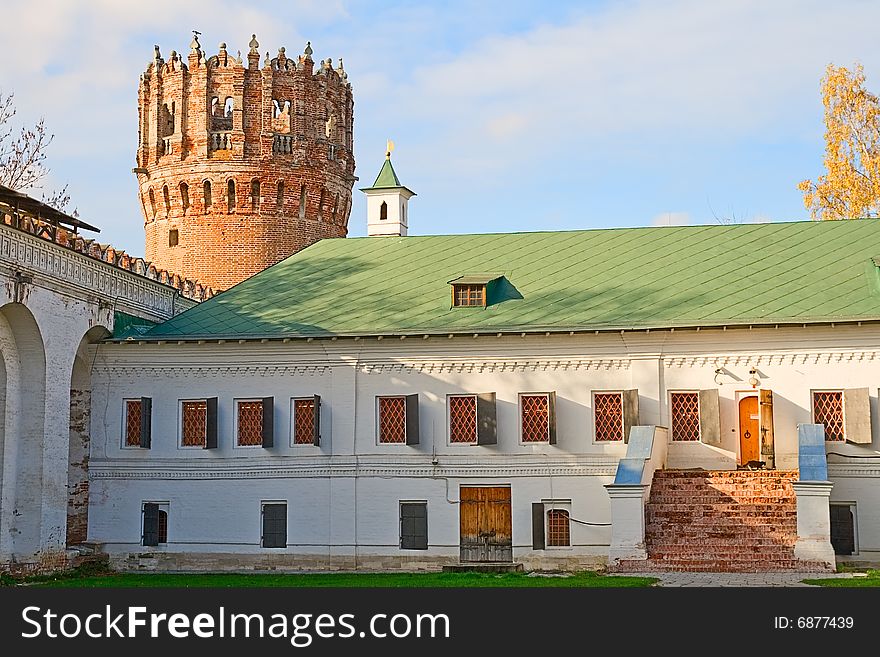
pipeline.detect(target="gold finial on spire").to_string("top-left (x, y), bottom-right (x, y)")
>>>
top-left (386, 139), bottom-right (394, 159)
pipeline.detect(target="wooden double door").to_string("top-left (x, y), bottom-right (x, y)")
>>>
top-left (459, 486), bottom-right (512, 562)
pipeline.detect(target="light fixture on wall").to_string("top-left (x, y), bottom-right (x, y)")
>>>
top-left (748, 367), bottom-right (759, 388)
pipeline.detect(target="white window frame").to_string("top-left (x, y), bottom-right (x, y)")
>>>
top-left (591, 390), bottom-right (625, 444)
top-left (543, 499), bottom-right (572, 549)
top-left (668, 390), bottom-right (702, 442)
top-left (810, 389), bottom-right (846, 442)
top-left (234, 397), bottom-right (265, 449)
top-left (376, 395), bottom-right (408, 445)
top-left (290, 396), bottom-right (318, 447)
top-left (447, 393), bottom-right (478, 446)
top-left (178, 398), bottom-right (208, 449)
top-left (518, 392), bottom-right (551, 444)
top-left (121, 398), bottom-right (143, 449)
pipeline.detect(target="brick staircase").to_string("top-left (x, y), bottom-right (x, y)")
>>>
top-left (613, 470), bottom-right (833, 573)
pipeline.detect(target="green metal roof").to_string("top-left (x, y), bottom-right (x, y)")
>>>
top-left (112, 311), bottom-right (157, 339)
top-left (361, 157), bottom-right (406, 190)
top-left (139, 220), bottom-right (880, 340)
top-left (448, 274), bottom-right (503, 285)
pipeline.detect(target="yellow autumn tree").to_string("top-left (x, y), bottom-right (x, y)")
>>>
top-left (799, 64), bottom-right (880, 220)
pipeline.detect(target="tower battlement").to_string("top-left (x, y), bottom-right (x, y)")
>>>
top-left (135, 34), bottom-right (355, 290)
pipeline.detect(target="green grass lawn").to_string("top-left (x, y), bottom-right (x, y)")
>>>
top-left (803, 569), bottom-right (880, 587)
top-left (11, 565), bottom-right (655, 588)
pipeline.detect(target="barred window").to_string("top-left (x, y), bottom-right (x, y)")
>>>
top-left (452, 284), bottom-right (485, 307)
top-left (378, 396), bottom-right (407, 444)
top-left (547, 509), bottom-right (570, 547)
top-left (594, 392), bottom-right (624, 442)
top-left (670, 392), bottom-right (701, 441)
top-left (124, 399), bottom-right (142, 447)
top-left (521, 394), bottom-right (550, 443)
top-left (813, 391), bottom-right (844, 442)
top-left (181, 401), bottom-right (207, 447)
top-left (449, 395), bottom-right (477, 444)
top-left (237, 400), bottom-right (264, 446)
top-left (293, 398), bottom-right (316, 445)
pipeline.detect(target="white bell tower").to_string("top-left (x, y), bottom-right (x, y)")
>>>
top-left (361, 141), bottom-right (416, 237)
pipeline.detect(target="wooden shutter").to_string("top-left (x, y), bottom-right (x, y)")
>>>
top-left (844, 387), bottom-right (872, 444)
top-left (622, 389), bottom-right (639, 443)
top-left (532, 502), bottom-right (545, 550)
top-left (312, 394), bottom-right (322, 447)
top-left (142, 503), bottom-right (159, 547)
top-left (400, 502), bottom-right (428, 550)
top-left (139, 397), bottom-right (152, 449)
top-left (261, 397), bottom-right (274, 447)
top-left (476, 392), bottom-right (497, 445)
top-left (405, 393), bottom-right (420, 445)
top-left (759, 389), bottom-right (775, 468)
top-left (548, 392), bottom-right (557, 445)
top-left (698, 389), bottom-right (721, 446)
top-left (205, 397), bottom-right (218, 449)
top-left (261, 503), bottom-right (287, 548)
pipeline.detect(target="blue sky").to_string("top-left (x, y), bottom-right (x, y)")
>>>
top-left (2, 0), bottom-right (880, 254)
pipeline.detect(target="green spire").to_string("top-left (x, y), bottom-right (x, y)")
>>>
top-left (369, 157), bottom-right (402, 189)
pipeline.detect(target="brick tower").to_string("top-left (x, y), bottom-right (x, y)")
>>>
top-left (134, 35), bottom-right (355, 290)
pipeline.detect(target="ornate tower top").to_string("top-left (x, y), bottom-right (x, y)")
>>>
top-left (134, 35), bottom-right (356, 290)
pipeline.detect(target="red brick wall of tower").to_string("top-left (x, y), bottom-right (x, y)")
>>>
top-left (135, 37), bottom-right (355, 290)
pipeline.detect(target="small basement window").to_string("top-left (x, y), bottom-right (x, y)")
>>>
top-left (830, 503), bottom-right (856, 555)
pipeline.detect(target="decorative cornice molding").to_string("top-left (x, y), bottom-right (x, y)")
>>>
top-left (92, 364), bottom-right (332, 378)
top-left (0, 223), bottom-right (194, 321)
top-left (664, 351), bottom-right (880, 368)
top-left (89, 456), bottom-right (619, 480)
top-left (828, 462), bottom-right (880, 478)
top-left (358, 359), bottom-right (630, 374)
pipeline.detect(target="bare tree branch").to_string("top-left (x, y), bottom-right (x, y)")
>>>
top-left (0, 89), bottom-right (75, 214)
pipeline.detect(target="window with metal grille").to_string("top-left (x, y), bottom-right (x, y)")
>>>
top-left (400, 502), bottom-right (428, 550)
top-left (813, 391), bottom-right (845, 441)
top-left (670, 392), bottom-right (701, 441)
top-left (378, 396), bottom-right (407, 444)
top-left (547, 509), bottom-right (570, 547)
top-left (261, 503), bottom-right (287, 548)
top-left (521, 394), bottom-right (550, 443)
top-left (449, 395), bottom-right (477, 444)
top-left (181, 400), bottom-right (207, 447)
top-left (237, 400), bottom-right (264, 446)
top-left (594, 392), bottom-right (624, 442)
top-left (452, 284), bottom-right (485, 307)
top-left (293, 398), bottom-right (316, 445)
top-left (124, 399), bottom-right (142, 447)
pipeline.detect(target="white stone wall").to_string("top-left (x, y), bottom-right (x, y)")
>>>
top-left (87, 325), bottom-right (880, 568)
top-left (0, 222), bottom-right (193, 568)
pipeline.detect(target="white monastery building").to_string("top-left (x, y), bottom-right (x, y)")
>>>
top-left (1, 36), bottom-right (879, 574)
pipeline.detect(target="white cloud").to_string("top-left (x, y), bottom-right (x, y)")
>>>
top-left (370, 0), bottom-right (880, 177)
top-left (651, 212), bottom-right (690, 226)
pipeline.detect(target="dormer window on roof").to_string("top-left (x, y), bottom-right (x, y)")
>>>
top-left (449, 274), bottom-right (504, 308)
